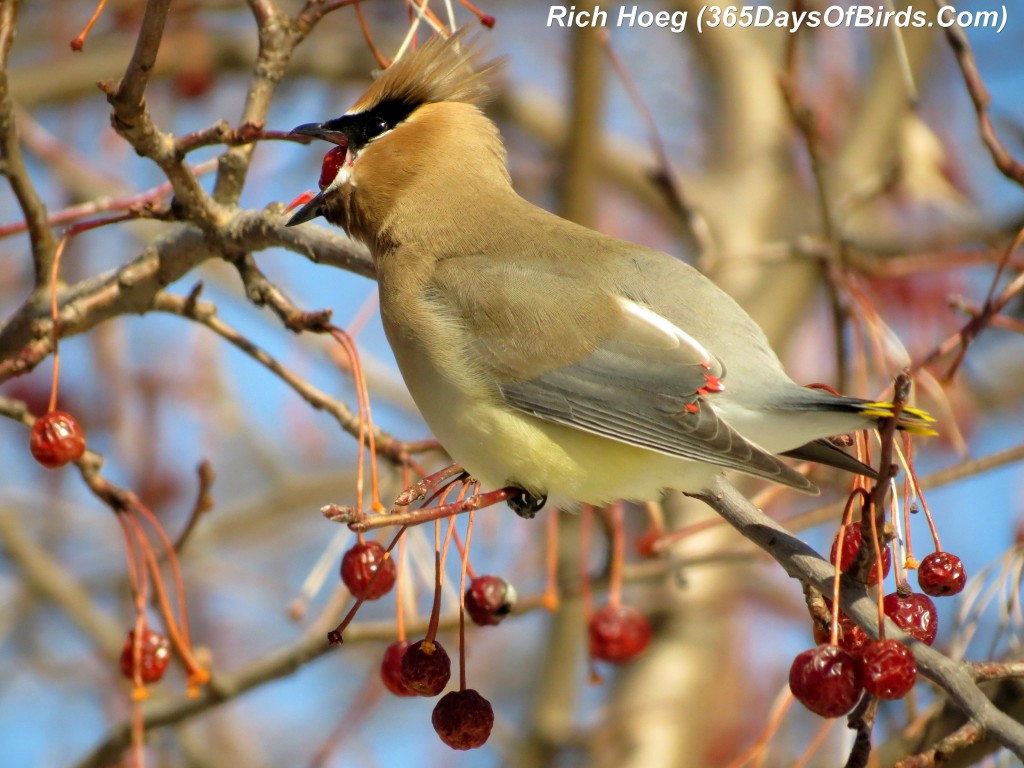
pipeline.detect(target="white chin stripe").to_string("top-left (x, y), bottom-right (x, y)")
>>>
top-left (324, 151), bottom-right (356, 193)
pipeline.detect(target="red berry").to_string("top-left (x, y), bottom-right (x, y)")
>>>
top-left (30, 410), bottom-right (86, 468)
top-left (340, 541), bottom-right (396, 600)
top-left (789, 644), bottom-right (863, 718)
top-left (588, 604), bottom-right (652, 664)
top-left (119, 628), bottom-right (172, 684)
top-left (918, 552), bottom-right (967, 597)
top-left (814, 605), bottom-right (870, 657)
top-left (883, 592), bottom-right (938, 645)
top-left (465, 575), bottom-right (516, 626)
top-left (431, 689), bottom-right (494, 750)
top-left (861, 639), bottom-right (917, 699)
top-left (380, 640), bottom-right (416, 697)
top-left (830, 521), bottom-right (891, 585)
top-left (400, 639), bottom-right (451, 696)
top-left (318, 145), bottom-right (348, 190)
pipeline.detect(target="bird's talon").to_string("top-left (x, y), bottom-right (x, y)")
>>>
top-left (507, 488), bottom-right (547, 519)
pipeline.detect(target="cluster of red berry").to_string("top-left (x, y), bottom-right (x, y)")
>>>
top-left (340, 541), bottom-right (514, 749)
top-left (790, 522), bottom-right (967, 718)
top-left (30, 408), bottom-right (205, 697)
top-left (338, 525), bottom-right (657, 749)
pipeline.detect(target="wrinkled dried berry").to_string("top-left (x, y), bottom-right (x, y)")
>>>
top-left (861, 639), bottom-right (917, 699)
top-left (465, 575), bottom-right (516, 626)
top-left (340, 541), bottom-right (396, 600)
top-left (432, 689), bottom-right (494, 750)
top-left (918, 552), bottom-right (967, 597)
top-left (789, 644), bottom-right (862, 718)
top-left (400, 639), bottom-right (451, 696)
top-left (883, 592), bottom-right (938, 645)
top-left (380, 640), bottom-right (416, 697)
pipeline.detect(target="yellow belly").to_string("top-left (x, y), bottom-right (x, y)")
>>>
top-left (393, 342), bottom-right (716, 505)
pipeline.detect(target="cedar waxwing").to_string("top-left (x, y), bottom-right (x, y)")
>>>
top-left (286, 33), bottom-right (933, 515)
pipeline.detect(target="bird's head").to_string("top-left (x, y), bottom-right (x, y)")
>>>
top-left (286, 31), bottom-right (504, 234)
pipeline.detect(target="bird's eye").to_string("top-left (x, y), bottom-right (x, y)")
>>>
top-left (362, 116), bottom-right (391, 143)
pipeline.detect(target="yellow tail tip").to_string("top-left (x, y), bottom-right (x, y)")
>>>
top-left (859, 401), bottom-right (938, 437)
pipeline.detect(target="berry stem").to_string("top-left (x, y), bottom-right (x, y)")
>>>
top-left (457, 0), bottom-right (493, 26)
top-left (130, 614), bottom-right (148, 698)
top-left (831, 490), bottom-right (865, 646)
top-left (127, 514), bottom-right (209, 691)
top-left (353, 1), bottom-right (389, 68)
top-left (580, 505), bottom-right (594, 624)
top-left (426, 507), bottom-right (461, 645)
top-left (452, 525), bottom-right (477, 581)
top-left (902, 443), bottom-right (916, 565)
top-left (899, 435), bottom-right (942, 552)
top-left (457, 510), bottom-right (476, 691)
top-left (132, 501), bottom-right (192, 645)
top-left (47, 234), bottom-right (69, 414)
top-left (722, 684), bottom-right (795, 768)
top-left (867, 504), bottom-right (886, 639)
top-left (544, 506), bottom-right (560, 611)
top-left (395, 532), bottom-right (407, 642)
top-left (115, 511), bottom-right (144, 608)
top-left (130, 701), bottom-right (144, 768)
top-left (70, 0), bottom-right (108, 51)
top-left (863, 375), bottom-right (910, 584)
top-left (608, 503), bottom-right (624, 610)
top-left (330, 327), bottom-right (382, 513)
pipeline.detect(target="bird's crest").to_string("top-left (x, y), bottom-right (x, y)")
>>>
top-left (350, 30), bottom-right (496, 114)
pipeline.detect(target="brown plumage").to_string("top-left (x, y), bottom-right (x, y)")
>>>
top-left (286, 33), bottom-right (934, 510)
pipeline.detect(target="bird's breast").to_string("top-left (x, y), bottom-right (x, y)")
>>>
top-left (381, 312), bottom-right (717, 504)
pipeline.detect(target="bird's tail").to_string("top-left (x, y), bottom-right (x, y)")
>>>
top-left (788, 391), bottom-right (938, 437)
top-left (855, 401), bottom-right (938, 436)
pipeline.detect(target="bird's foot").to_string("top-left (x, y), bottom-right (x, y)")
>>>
top-left (507, 487), bottom-right (547, 519)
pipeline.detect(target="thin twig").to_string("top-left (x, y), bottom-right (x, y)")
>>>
top-left (939, 11), bottom-right (1024, 187)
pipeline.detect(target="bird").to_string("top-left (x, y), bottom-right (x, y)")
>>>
top-left (285, 32), bottom-right (934, 516)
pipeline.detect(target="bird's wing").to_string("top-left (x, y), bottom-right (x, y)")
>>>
top-left (426, 258), bottom-right (815, 492)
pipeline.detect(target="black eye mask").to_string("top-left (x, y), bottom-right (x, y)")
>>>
top-left (320, 99), bottom-right (418, 149)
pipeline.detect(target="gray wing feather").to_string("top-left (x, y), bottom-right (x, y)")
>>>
top-left (426, 251), bottom-right (815, 492)
top-left (499, 347), bottom-right (816, 492)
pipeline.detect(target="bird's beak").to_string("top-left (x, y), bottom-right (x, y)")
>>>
top-left (290, 122), bottom-right (348, 146)
top-left (286, 121), bottom-right (349, 226)
top-left (286, 191), bottom-right (327, 226)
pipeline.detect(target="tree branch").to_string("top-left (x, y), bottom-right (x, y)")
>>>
top-left (0, 0), bottom-right (57, 282)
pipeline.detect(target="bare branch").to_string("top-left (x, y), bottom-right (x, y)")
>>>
top-left (212, 0), bottom-right (295, 203)
top-left (941, 18), bottom-right (1024, 188)
top-left (0, 0), bottom-right (57, 281)
top-left (0, 210), bottom-right (373, 383)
